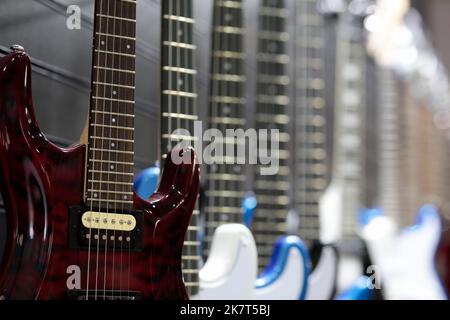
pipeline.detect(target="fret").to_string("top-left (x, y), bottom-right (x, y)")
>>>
top-left (211, 74), bottom-right (245, 82)
top-left (257, 53), bottom-right (289, 64)
top-left (86, 198), bottom-right (133, 204)
top-left (162, 66), bottom-right (196, 74)
top-left (96, 14), bottom-right (136, 23)
top-left (214, 26), bottom-right (243, 34)
top-left (92, 81), bottom-right (135, 91)
top-left (259, 7), bottom-right (288, 18)
top-left (162, 112), bottom-right (198, 120)
top-left (88, 180), bottom-right (134, 187)
top-left (94, 49), bottom-right (136, 59)
top-left (90, 124), bottom-right (133, 131)
top-left (258, 74), bottom-right (290, 85)
top-left (212, 50), bottom-right (244, 59)
top-left (87, 189), bottom-right (134, 196)
top-left (216, 0), bottom-right (242, 9)
top-left (90, 148), bottom-right (134, 155)
top-left (163, 41), bottom-right (196, 50)
top-left (92, 96), bottom-right (134, 104)
top-left (209, 117), bottom-right (245, 125)
top-left (89, 136), bottom-right (134, 145)
top-left (258, 30), bottom-right (289, 42)
top-left (163, 14), bottom-right (195, 24)
top-left (94, 65), bottom-right (135, 74)
top-left (95, 32), bottom-right (136, 41)
top-left (205, 207), bottom-right (243, 214)
top-left (207, 173), bottom-right (245, 181)
top-left (91, 110), bottom-right (135, 118)
top-left (162, 90), bottom-right (197, 98)
top-left (210, 96), bottom-right (245, 104)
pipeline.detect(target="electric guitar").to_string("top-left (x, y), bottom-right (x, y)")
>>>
top-left (291, 0), bottom-right (339, 300)
top-left (0, 0), bottom-right (199, 300)
top-left (359, 2), bottom-right (448, 299)
top-left (319, 0), bottom-right (373, 296)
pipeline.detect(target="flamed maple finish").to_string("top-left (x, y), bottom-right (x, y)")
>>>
top-left (0, 51), bottom-right (200, 300)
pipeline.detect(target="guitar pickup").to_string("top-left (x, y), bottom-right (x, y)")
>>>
top-left (68, 206), bottom-right (143, 251)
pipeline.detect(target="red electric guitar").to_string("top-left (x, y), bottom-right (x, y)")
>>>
top-left (0, 0), bottom-right (199, 300)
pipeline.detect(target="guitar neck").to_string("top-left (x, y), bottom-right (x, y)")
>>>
top-left (160, 0), bottom-right (200, 296)
top-left (294, 0), bottom-right (327, 245)
top-left (331, 6), bottom-right (367, 240)
top-left (203, 0), bottom-right (246, 257)
top-left (86, 0), bottom-right (137, 212)
top-left (376, 67), bottom-right (403, 224)
top-left (253, 0), bottom-right (291, 270)
top-left (161, 0), bottom-right (198, 157)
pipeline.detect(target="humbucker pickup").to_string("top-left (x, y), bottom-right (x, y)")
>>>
top-left (69, 206), bottom-right (143, 251)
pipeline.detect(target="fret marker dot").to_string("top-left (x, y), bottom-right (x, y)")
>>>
top-left (111, 142), bottom-right (115, 148)
top-left (112, 118), bottom-right (116, 123)
top-left (123, 195), bottom-right (128, 200)
top-left (113, 90), bottom-right (117, 95)
top-left (101, 41), bottom-right (105, 46)
top-left (224, 62), bottom-right (232, 71)
top-left (224, 105), bottom-right (231, 115)
top-left (178, 79), bottom-right (183, 87)
top-left (94, 193), bottom-right (98, 198)
top-left (224, 13), bottom-right (232, 22)
top-left (233, 166), bottom-right (241, 173)
top-left (178, 29), bottom-right (183, 36)
top-left (126, 44), bottom-right (131, 50)
top-left (110, 165), bottom-right (115, 170)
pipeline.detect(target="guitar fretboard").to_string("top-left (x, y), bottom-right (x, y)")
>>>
top-left (294, 0), bottom-right (327, 245)
top-left (332, 7), bottom-right (367, 240)
top-left (86, 0), bottom-right (137, 212)
top-left (376, 67), bottom-right (403, 223)
top-left (160, 0), bottom-right (200, 296)
top-left (253, 0), bottom-right (291, 271)
top-left (203, 0), bottom-right (246, 257)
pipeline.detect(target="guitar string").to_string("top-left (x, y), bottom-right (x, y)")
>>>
top-left (107, 0), bottom-right (126, 299)
top-left (121, 0), bottom-right (133, 300)
top-left (100, 1), bottom-right (120, 299)
top-left (207, 0), bottom-right (220, 254)
top-left (86, 0), bottom-right (105, 300)
top-left (117, 0), bottom-right (127, 296)
top-left (93, 0), bottom-right (115, 300)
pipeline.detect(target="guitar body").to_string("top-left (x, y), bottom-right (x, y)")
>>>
top-left (254, 236), bottom-right (310, 300)
top-left (306, 243), bottom-right (338, 300)
top-left (193, 224), bottom-right (257, 300)
top-left (0, 52), bottom-right (200, 300)
top-left (360, 205), bottom-right (447, 300)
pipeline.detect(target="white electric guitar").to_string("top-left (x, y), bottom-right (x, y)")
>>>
top-left (291, 0), bottom-right (339, 300)
top-left (319, 0), bottom-right (372, 295)
top-left (359, 0), bottom-right (448, 299)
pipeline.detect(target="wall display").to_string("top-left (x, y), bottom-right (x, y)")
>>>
top-left (0, 0), bottom-right (450, 301)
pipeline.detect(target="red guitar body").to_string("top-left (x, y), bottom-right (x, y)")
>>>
top-left (0, 51), bottom-right (200, 300)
